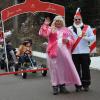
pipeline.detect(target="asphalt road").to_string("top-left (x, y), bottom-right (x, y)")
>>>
top-left (0, 69), bottom-right (100, 100)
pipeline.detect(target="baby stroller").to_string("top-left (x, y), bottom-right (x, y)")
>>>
top-left (0, 53), bottom-right (18, 73)
top-left (18, 52), bottom-right (47, 79)
top-left (0, 45), bottom-right (18, 72)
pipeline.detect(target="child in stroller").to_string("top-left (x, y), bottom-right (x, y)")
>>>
top-left (16, 39), bottom-right (37, 70)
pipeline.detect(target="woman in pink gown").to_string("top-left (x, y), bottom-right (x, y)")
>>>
top-left (39, 16), bottom-right (81, 95)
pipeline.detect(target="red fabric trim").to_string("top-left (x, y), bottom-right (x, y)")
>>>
top-left (90, 41), bottom-right (96, 53)
top-left (71, 25), bottom-right (88, 52)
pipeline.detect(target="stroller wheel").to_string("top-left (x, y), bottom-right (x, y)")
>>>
top-left (41, 64), bottom-right (47, 77)
top-left (21, 68), bottom-right (27, 79)
top-left (14, 67), bottom-right (19, 76)
top-left (21, 72), bottom-right (27, 79)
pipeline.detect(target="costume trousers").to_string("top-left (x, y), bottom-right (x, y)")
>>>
top-left (72, 54), bottom-right (91, 87)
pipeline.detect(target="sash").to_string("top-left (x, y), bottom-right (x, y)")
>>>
top-left (71, 25), bottom-right (88, 52)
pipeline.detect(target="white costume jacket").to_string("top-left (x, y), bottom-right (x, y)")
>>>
top-left (68, 25), bottom-right (95, 54)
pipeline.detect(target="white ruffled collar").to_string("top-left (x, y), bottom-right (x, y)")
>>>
top-left (73, 22), bottom-right (84, 28)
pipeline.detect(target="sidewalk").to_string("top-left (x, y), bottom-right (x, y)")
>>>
top-left (32, 51), bottom-right (100, 70)
top-left (90, 56), bottom-right (100, 70)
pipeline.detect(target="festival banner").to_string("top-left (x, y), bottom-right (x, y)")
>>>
top-left (1, 0), bottom-right (65, 22)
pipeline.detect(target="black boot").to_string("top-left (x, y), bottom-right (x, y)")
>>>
top-left (52, 86), bottom-right (59, 95)
top-left (83, 86), bottom-right (89, 92)
top-left (75, 85), bottom-right (82, 92)
top-left (59, 84), bottom-right (69, 93)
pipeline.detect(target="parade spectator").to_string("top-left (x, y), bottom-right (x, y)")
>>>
top-left (6, 40), bottom-right (18, 71)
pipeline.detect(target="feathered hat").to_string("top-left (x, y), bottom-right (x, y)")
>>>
top-left (74, 8), bottom-right (82, 18)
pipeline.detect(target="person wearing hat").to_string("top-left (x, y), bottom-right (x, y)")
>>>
top-left (68, 8), bottom-right (95, 92)
top-left (16, 39), bottom-right (37, 67)
top-left (39, 15), bottom-right (81, 95)
top-left (16, 40), bottom-right (32, 57)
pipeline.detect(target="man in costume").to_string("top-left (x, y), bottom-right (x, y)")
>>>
top-left (68, 8), bottom-right (95, 92)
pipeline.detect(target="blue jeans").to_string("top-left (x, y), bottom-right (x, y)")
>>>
top-left (18, 54), bottom-right (37, 66)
